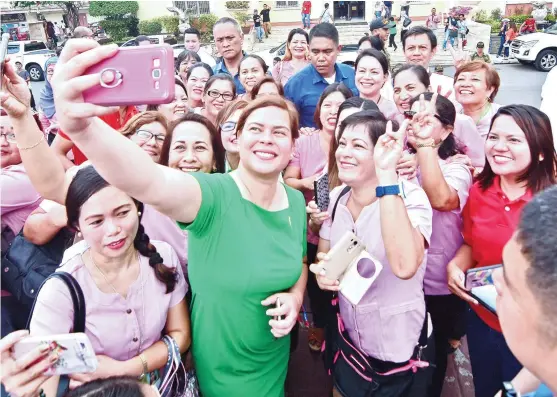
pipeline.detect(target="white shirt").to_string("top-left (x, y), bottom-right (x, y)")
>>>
top-left (197, 49), bottom-right (216, 68)
top-left (322, 8), bottom-right (332, 23)
top-left (324, 73), bottom-right (336, 84)
top-left (541, 67), bottom-right (557, 150)
top-left (429, 72), bottom-right (457, 104)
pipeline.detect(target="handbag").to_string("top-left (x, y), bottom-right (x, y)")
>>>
top-left (1, 228), bottom-right (74, 308)
top-left (27, 271), bottom-right (86, 397)
top-left (403, 17), bottom-right (412, 28)
top-left (157, 335), bottom-right (200, 397)
top-left (449, 28), bottom-right (458, 38)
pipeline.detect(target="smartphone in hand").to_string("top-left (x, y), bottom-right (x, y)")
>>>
top-left (465, 264), bottom-right (502, 289)
top-left (0, 33), bottom-right (10, 76)
top-left (82, 44), bottom-right (175, 106)
top-left (274, 298), bottom-right (285, 321)
top-left (314, 173), bottom-right (330, 212)
top-left (13, 333), bottom-right (97, 376)
top-left (320, 231), bottom-right (365, 281)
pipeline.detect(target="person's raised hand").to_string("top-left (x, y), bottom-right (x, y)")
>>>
top-left (397, 151), bottom-right (417, 180)
top-left (374, 120), bottom-right (408, 179)
top-left (436, 84), bottom-right (453, 99)
top-left (0, 56), bottom-right (32, 118)
top-left (307, 200), bottom-right (330, 227)
top-left (52, 39), bottom-right (120, 137)
top-left (449, 40), bottom-right (470, 69)
top-left (410, 93), bottom-right (439, 143)
top-left (309, 252), bottom-right (341, 292)
top-left (447, 259), bottom-right (478, 305)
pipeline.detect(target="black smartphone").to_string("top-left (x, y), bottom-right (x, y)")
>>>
top-left (468, 285), bottom-right (497, 315)
top-left (0, 33), bottom-right (10, 76)
top-left (465, 264), bottom-right (502, 289)
top-left (314, 172), bottom-right (329, 212)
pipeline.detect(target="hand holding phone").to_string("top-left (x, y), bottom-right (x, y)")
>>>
top-left (274, 298), bottom-right (285, 321)
top-left (313, 173), bottom-right (330, 212)
top-left (0, 33), bottom-right (10, 76)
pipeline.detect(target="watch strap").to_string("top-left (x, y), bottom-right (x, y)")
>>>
top-left (376, 184), bottom-right (401, 197)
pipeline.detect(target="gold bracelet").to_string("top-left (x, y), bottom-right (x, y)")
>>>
top-left (138, 353), bottom-right (148, 379)
top-left (17, 135), bottom-right (45, 151)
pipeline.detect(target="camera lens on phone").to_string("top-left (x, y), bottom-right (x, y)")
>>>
top-left (152, 69), bottom-right (161, 79)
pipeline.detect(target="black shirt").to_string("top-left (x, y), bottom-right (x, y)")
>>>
top-left (260, 9), bottom-right (271, 22)
top-left (253, 14), bottom-right (261, 27)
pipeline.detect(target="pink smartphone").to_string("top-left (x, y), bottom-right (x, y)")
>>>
top-left (82, 44), bottom-right (175, 106)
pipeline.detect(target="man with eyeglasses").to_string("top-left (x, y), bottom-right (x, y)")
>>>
top-left (212, 17), bottom-right (247, 95)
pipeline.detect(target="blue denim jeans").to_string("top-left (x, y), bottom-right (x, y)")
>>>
top-left (466, 308), bottom-right (522, 397)
top-left (497, 34), bottom-right (506, 56)
top-left (255, 26), bottom-right (264, 41)
top-left (443, 30), bottom-right (455, 50)
top-left (302, 13), bottom-right (311, 28)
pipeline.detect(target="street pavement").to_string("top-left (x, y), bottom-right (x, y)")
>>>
top-left (30, 63), bottom-right (547, 110)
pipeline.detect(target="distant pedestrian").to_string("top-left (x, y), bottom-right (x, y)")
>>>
top-left (253, 9), bottom-right (264, 42)
top-left (497, 18), bottom-right (509, 58)
top-left (374, 1), bottom-right (384, 19)
top-left (387, 17), bottom-right (398, 51)
top-left (319, 3), bottom-right (332, 24)
top-left (400, 0), bottom-right (410, 17)
top-left (426, 8), bottom-right (440, 30)
top-left (383, 1), bottom-right (393, 19)
top-left (504, 21), bottom-right (517, 59)
top-left (273, 56), bottom-right (281, 67)
top-left (471, 41), bottom-right (491, 63)
top-left (302, 1), bottom-right (312, 29)
top-left (260, 4), bottom-right (272, 38)
top-left (399, 11), bottom-right (411, 43)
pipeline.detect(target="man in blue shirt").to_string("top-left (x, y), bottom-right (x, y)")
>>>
top-left (493, 186), bottom-right (557, 397)
top-left (284, 23), bottom-right (358, 128)
top-left (212, 17), bottom-right (246, 95)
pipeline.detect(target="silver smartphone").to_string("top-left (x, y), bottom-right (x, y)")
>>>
top-left (0, 33), bottom-right (10, 76)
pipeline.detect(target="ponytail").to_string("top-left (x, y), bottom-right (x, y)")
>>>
top-left (133, 203), bottom-right (177, 293)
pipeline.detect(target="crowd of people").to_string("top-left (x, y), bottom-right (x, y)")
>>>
top-left (1, 13), bottom-right (557, 397)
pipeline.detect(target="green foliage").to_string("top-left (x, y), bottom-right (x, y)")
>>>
top-left (139, 19), bottom-right (163, 35)
top-left (225, 1), bottom-right (249, 9)
top-left (190, 14), bottom-right (219, 43)
top-left (488, 20), bottom-right (501, 33)
top-left (12, 1), bottom-right (83, 29)
top-left (509, 14), bottom-right (530, 24)
top-left (89, 1), bottom-right (138, 17)
top-left (232, 10), bottom-right (251, 27)
top-left (490, 7), bottom-right (502, 21)
top-left (155, 16), bottom-right (180, 35)
top-left (474, 9), bottom-right (489, 23)
top-left (547, 14), bottom-right (556, 23)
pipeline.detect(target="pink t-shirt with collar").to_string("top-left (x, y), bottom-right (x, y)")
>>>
top-left (288, 132), bottom-right (328, 245)
top-left (320, 179), bottom-right (433, 363)
top-left (453, 113), bottom-right (486, 168)
top-left (418, 160), bottom-right (472, 295)
top-left (30, 240), bottom-right (187, 361)
top-left (1, 164), bottom-right (42, 237)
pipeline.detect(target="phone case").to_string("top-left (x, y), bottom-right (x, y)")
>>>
top-left (82, 44), bottom-right (175, 106)
top-left (13, 333), bottom-right (97, 376)
top-left (340, 250), bottom-right (383, 306)
top-left (321, 231), bottom-right (365, 281)
top-left (466, 264), bottom-right (502, 289)
top-left (314, 173), bottom-right (330, 212)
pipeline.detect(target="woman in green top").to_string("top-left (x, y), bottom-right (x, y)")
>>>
top-left (28, 40), bottom-right (308, 397)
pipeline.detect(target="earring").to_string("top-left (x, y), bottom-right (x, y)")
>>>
top-left (138, 211), bottom-right (142, 216)
top-left (539, 154), bottom-right (544, 161)
top-left (77, 232), bottom-right (82, 238)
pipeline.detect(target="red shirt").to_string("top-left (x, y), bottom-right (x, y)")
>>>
top-left (462, 176), bottom-right (533, 331)
top-left (302, 1), bottom-right (311, 14)
top-left (58, 106), bottom-right (139, 165)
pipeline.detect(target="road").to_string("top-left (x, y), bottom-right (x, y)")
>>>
top-left (30, 64), bottom-right (547, 110)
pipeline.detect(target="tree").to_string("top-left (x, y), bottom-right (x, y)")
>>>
top-left (89, 1), bottom-right (139, 42)
top-left (12, 1), bottom-right (85, 30)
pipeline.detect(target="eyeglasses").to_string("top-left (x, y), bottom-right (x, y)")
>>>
top-left (207, 90), bottom-right (234, 101)
top-left (0, 132), bottom-right (17, 144)
top-left (220, 121), bottom-right (237, 132)
top-left (135, 130), bottom-right (165, 144)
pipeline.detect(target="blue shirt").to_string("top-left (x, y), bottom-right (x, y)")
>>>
top-left (524, 384), bottom-right (553, 397)
top-left (284, 63), bottom-right (358, 128)
top-left (213, 54), bottom-right (246, 95)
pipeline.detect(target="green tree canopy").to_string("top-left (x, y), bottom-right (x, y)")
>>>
top-left (12, 1), bottom-right (85, 29)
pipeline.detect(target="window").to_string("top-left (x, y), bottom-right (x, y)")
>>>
top-left (7, 45), bottom-right (20, 55)
top-left (173, 1), bottom-right (210, 16)
top-left (24, 42), bottom-right (47, 52)
top-left (276, 1), bottom-right (299, 8)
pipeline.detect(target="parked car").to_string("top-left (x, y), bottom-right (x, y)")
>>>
top-left (511, 23), bottom-right (557, 72)
top-left (255, 42), bottom-right (360, 69)
top-left (120, 35), bottom-right (177, 47)
top-left (7, 41), bottom-right (56, 81)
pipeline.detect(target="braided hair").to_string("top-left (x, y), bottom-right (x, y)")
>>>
top-left (133, 202), bottom-right (177, 293)
top-left (66, 166), bottom-right (178, 294)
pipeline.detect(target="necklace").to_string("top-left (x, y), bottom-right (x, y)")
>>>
top-left (90, 251), bottom-right (120, 295)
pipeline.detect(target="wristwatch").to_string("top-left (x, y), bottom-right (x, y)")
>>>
top-left (376, 184), bottom-right (401, 198)
top-left (502, 382), bottom-right (518, 397)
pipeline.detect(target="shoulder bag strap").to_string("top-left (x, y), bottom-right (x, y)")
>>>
top-left (27, 271), bottom-right (86, 333)
top-left (331, 186), bottom-right (351, 222)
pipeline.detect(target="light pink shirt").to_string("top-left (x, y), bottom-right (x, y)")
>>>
top-left (475, 102), bottom-right (501, 139)
top-left (377, 96), bottom-right (400, 121)
top-left (453, 113), bottom-right (485, 168)
top-left (320, 180), bottom-right (433, 362)
top-left (272, 60), bottom-right (309, 87)
top-left (142, 205), bottom-right (188, 273)
top-left (30, 240), bottom-right (187, 362)
top-left (289, 132), bottom-right (328, 245)
top-left (1, 164), bottom-right (42, 238)
top-left (419, 160), bottom-right (472, 295)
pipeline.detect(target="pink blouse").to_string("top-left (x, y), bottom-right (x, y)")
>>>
top-left (30, 240), bottom-right (187, 361)
top-left (272, 60), bottom-right (309, 87)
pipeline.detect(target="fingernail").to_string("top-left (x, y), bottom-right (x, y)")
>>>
top-left (39, 344), bottom-right (50, 353)
top-left (49, 354), bottom-right (59, 363)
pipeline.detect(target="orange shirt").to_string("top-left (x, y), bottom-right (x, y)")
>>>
top-left (58, 106), bottom-right (138, 165)
top-left (506, 28), bottom-right (517, 42)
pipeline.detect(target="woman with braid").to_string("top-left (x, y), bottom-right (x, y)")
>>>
top-left (28, 166), bottom-right (190, 394)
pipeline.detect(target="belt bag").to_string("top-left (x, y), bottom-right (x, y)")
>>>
top-left (327, 299), bottom-right (430, 397)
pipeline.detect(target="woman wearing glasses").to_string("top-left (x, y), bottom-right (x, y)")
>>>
top-left (195, 74), bottom-right (236, 127)
top-left (120, 112), bottom-right (168, 165)
top-left (216, 100), bottom-right (249, 172)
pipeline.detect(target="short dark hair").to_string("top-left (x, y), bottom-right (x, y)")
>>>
top-left (477, 105), bottom-right (557, 193)
top-left (309, 22), bottom-right (339, 46)
top-left (239, 54), bottom-right (269, 74)
top-left (392, 64), bottom-right (431, 88)
top-left (183, 27), bottom-right (201, 38)
top-left (355, 48), bottom-right (389, 75)
top-left (402, 26), bottom-right (437, 50)
top-left (185, 62), bottom-right (214, 82)
top-left (176, 50), bottom-right (201, 73)
top-left (358, 35), bottom-right (385, 52)
top-left (314, 82), bottom-right (354, 129)
top-left (338, 110), bottom-right (399, 147)
top-left (325, 2), bottom-right (329, 7)
top-left (408, 92), bottom-right (464, 160)
top-left (273, 56), bottom-right (281, 62)
top-left (516, 185), bottom-right (557, 344)
top-left (250, 76), bottom-right (284, 99)
top-left (134, 35), bottom-right (150, 45)
top-left (204, 73), bottom-right (237, 97)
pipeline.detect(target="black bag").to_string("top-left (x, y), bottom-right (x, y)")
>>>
top-left (27, 271), bottom-right (86, 397)
top-left (2, 228), bottom-right (74, 308)
top-left (403, 17), bottom-right (412, 28)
